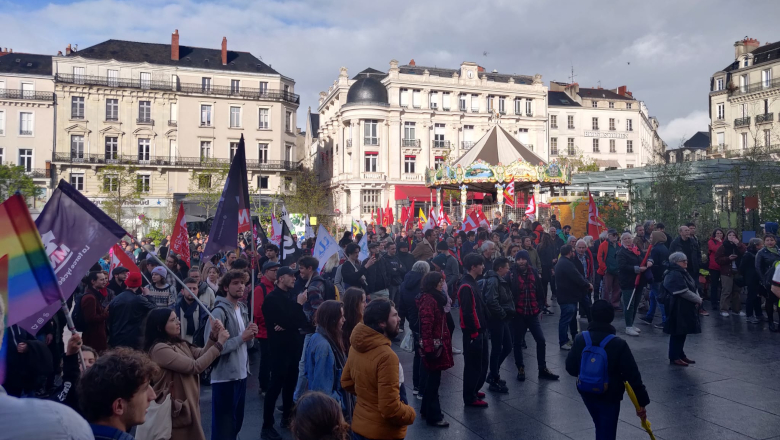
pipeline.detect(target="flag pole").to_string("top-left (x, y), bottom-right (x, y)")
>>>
top-left (59, 300), bottom-right (87, 371)
top-left (249, 220), bottom-right (256, 323)
top-left (149, 254), bottom-right (215, 319)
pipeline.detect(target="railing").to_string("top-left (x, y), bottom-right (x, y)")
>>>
top-left (106, 116), bottom-right (119, 121)
top-left (707, 144), bottom-right (727, 155)
top-left (433, 140), bottom-right (450, 148)
top-left (137, 118), bottom-right (153, 125)
top-left (550, 149), bottom-right (559, 156)
top-left (199, 121), bottom-right (212, 127)
top-left (52, 152), bottom-right (300, 170)
top-left (459, 106), bottom-right (467, 112)
top-left (19, 130), bottom-right (32, 136)
top-left (734, 117), bottom-right (750, 127)
top-left (364, 137), bottom-right (379, 146)
top-left (730, 77), bottom-right (780, 96)
top-left (362, 172), bottom-right (386, 180)
top-left (0, 89), bottom-right (55, 101)
top-left (56, 73), bottom-right (300, 105)
top-left (346, 139), bottom-right (352, 149)
top-left (526, 113), bottom-right (533, 117)
top-left (442, 107), bottom-right (451, 111)
top-left (26, 168), bottom-right (51, 178)
top-left (461, 141), bottom-right (475, 149)
top-left (551, 124), bottom-right (558, 129)
top-left (402, 173), bottom-right (424, 181)
top-left (471, 108), bottom-right (479, 113)
top-left (168, 120), bottom-right (177, 127)
top-left (71, 113), bottom-right (84, 120)
top-left (568, 125), bottom-right (575, 130)
top-left (402, 139), bottom-right (420, 147)
top-left (609, 126), bottom-right (616, 131)
top-left (756, 113), bottom-right (774, 124)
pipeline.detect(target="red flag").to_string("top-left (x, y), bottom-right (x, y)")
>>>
top-left (503, 179), bottom-right (515, 207)
top-left (385, 201), bottom-right (394, 226)
top-left (377, 207), bottom-right (383, 227)
top-left (476, 210), bottom-right (490, 228)
top-left (587, 192), bottom-right (606, 239)
top-left (525, 194), bottom-right (537, 217)
top-left (400, 203), bottom-right (408, 226)
top-left (406, 202), bottom-right (415, 231)
top-left (109, 244), bottom-right (140, 280)
top-left (170, 202), bottom-right (191, 267)
top-left (461, 211), bottom-right (480, 232)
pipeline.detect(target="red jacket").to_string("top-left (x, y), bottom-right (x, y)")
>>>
top-left (534, 225), bottom-right (545, 244)
top-left (708, 238), bottom-right (723, 271)
top-left (253, 276), bottom-right (274, 339)
top-left (416, 292), bottom-right (453, 371)
top-left (81, 288), bottom-right (109, 353)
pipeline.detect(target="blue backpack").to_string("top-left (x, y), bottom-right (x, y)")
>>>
top-left (577, 331), bottom-right (615, 394)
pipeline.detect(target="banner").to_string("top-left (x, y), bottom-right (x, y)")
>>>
top-left (461, 210), bottom-right (480, 232)
top-left (504, 179), bottom-right (515, 207)
top-left (358, 233), bottom-right (369, 261)
top-left (588, 192), bottom-right (606, 238)
top-left (305, 224), bottom-right (316, 240)
top-left (280, 221), bottom-right (301, 267)
top-left (109, 244), bottom-right (140, 279)
top-left (270, 214), bottom-right (282, 246)
top-left (476, 209), bottom-right (490, 229)
top-left (19, 180), bottom-right (125, 334)
top-left (525, 194), bottom-right (537, 220)
top-left (170, 203), bottom-right (190, 267)
top-left (253, 218), bottom-right (269, 247)
top-left (202, 134), bottom-right (250, 260)
top-left (312, 225), bottom-right (340, 273)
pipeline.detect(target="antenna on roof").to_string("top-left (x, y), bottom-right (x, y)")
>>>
top-left (597, 80), bottom-right (601, 88)
top-left (568, 64), bottom-right (577, 84)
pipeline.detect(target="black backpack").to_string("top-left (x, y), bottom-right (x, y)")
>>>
top-left (71, 290), bottom-right (91, 332)
top-left (191, 304), bottom-right (212, 348)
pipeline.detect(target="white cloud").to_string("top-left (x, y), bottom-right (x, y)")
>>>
top-left (658, 110), bottom-right (710, 148)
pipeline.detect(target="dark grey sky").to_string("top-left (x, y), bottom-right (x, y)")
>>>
top-left (2, 0), bottom-right (778, 146)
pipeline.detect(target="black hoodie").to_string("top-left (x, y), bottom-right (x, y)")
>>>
top-left (399, 271), bottom-right (424, 330)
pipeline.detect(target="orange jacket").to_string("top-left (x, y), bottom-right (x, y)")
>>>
top-left (597, 240), bottom-right (621, 276)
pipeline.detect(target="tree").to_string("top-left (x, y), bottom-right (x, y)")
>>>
top-left (276, 167), bottom-right (331, 216)
top-left (556, 149), bottom-right (600, 173)
top-left (96, 164), bottom-right (143, 230)
top-left (187, 161), bottom-right (230, 219)
top-left (597, 196), bottom-right (630, 232)
top-left (0, 164), bottom-right (43, 203)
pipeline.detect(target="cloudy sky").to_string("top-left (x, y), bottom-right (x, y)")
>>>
top-left (2, 0), bottom-right (778, 147)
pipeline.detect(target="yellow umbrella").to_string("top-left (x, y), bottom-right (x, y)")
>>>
top-left (625, 382), bottom-right (656, 440)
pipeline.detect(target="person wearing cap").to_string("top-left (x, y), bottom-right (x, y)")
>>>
top-left (510, 250), bottom-right (559, 382)
top-left (261, 266), bottom-right (308, 440)
top-left (147, 266), bottom-right (176, 308)
top-left (108, 271), bottom-right (156, 350)
top-left (253, 260), bottom-right (279, 395)
top-left (107, 267), bottom-right (129, 298)
top-left (565, 300), bottom-right (650, 440)
top-left (597, 229), bottom-right (622, 309)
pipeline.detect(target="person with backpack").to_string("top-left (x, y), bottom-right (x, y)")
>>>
top-left (79, 271), bottom-right (110, 353)
top-left (482, 257), bottom-right (514, 393)
top-left (755, 234), bottom-right (780, 331)
top-left (565, 300), bottom-right (650, 440)
top-left (663, 252), bottom-right (702, 366)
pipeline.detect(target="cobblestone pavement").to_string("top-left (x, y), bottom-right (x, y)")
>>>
top-left (200, 299), bottom-right (780, 439)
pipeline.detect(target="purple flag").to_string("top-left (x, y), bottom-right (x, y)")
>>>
top-left (18, 180), bottom-right (125, 334)
top-left (203, 134), bottom-right (250, 261)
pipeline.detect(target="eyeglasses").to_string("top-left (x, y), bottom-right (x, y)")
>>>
top-left (680, 260), bottom-right (688, 263)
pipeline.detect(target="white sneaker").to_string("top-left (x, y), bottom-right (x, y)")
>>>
top-left (452, 347), bottom-right (463, 354)
top-left (632, 326), bottom-right (642, 333)
top-left (560, 341), bottom-right (573, 350)
top-left (625, 327), bottom-right (640, 336)
top-left (720, 311), bottom-right (730, 317)
top-left (737, 311), bottom-right (746, 317)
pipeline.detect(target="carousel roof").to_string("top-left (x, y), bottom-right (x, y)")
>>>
top-left (453, 124), bottom-right (546, 168)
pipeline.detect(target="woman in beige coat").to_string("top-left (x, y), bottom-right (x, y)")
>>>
top-left (144, 307), bottom-right (229, 440)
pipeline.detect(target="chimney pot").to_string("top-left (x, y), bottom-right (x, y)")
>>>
top-left (409, 59), bottom-right (416, 66)
top-left (171, 29), bottom-right (180, 61)
top-left (221, 37), bottom-right (227, 65)
top-left (9, 49), bottom-right (12, 53)
top-left (57, 51), bottom-right (63, 56)
top-left (66, 44), bottom-right (72, 56)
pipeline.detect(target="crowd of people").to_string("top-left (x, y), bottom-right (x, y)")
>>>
top-left (2, 211), bottom-right (779, 440)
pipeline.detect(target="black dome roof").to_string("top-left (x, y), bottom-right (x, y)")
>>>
top-left (346, 76), bottom-right (388, 105)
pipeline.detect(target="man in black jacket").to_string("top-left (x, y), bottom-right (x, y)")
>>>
top-left (483, 257), bottom-right (514, 392)
top-left (363, 242), bottom-right (391, 300)
top-left (565, 300), bottom-right (650, 440)
top-left (457, 254), bottom-right (489, 407)
top-left (106, 267), bottom-right (128, 298)
top-left (555, 245), bottom-right (592, 350)
top-left (107, 272), bottom-right (155, 350)
top-left (261, 266), bottom-right (308, 439)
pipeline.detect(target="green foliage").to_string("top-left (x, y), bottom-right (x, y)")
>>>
top-left (96, 164), bottom-right (143, 230)
top-left (557, 151), bottom-right (600, 173)
top-left (0, 163), bottom-right (44, 203)
top-left (187, 162), bottom-right (230, 219)
top-left (597, 196), bottom-right (630, 232)
top-left (276, 167), bottom-right (330, 216)
top-left (145, 228), bottom-right (166, 246)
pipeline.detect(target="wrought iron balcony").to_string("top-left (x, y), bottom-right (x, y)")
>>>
top-left (364, 137), bottom-right (379, 146)
top-left (756, 113), bottom-right (774, 124)
top-left (346, 139), bottom-right (352, 148)
top-left (461, 141), bottom-right (475, 149)
top-left (19, 130), bottom-right (33, 136)
top-left (433, 140), bottom-right (450, 149)
top-left (55, 73), bottom-right (301, 105)
top-left (730, 77), bottom-right (780, 96)
top-left (168, 120), bottom-right (177, 127)
top-left (609, 126), bottom-right (616, 131)
top-left (106, 116), bottom-right (119, 122)
top-left (0, 89), bottom-right (55, 101)
top-left (442, 107), bottom-right (451, 111)
top-left (53, 152), bottom-right (301, 171)
top-left (550, 149), bottom-right (559, 156)
top-left (706, 144), bottom-right (727, 155)
top-left (137, 118), bottom-right (154, 125)
top-left (71, 113), bottom-right (85, 120)
top-left (26, 168), bottom-right (51, 178)
top-left (734, 117), bottom-right (750, 127)
top-left (402, 139), bottom-right (420, 147)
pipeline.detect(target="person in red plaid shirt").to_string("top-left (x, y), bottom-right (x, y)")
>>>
top-left (510, 250), bottom-right (560, 382)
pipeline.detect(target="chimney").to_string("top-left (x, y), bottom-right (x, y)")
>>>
top-left (477, 65), bottom-right (485, 72)
top-left (617, 85), bottom-right (627, 96)
top-left (221, 37), bottom-right (227, 65)
top-left (57, 51), bottom-right (63, 56)
top-left (744, 37), bottom-right (760, 53)
top-left (66, 44), bottom-right (72, 56)
top-left (408, 59), bottom-right (416, 66)
top-left (171, 29), bottom-right (179, 61)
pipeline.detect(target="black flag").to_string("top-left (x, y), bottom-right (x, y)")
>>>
top-left (253, 217), bottom-right (269, 248)
top-left (280, 220), bottom-right (301, 267)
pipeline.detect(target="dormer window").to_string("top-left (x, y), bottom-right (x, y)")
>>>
top-left (743, 58), bottom-right (749, 67)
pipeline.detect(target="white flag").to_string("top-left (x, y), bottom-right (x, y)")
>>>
top-left (312, 225), bottom-right (340, 273)
top-left (358, 233), bottom-right (370, 261)
top-left (305, 224), bottom-right (316, 240)
top-left (270, 214), bottom-right (282, 246)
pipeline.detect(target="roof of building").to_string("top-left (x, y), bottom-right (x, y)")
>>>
top-left (577, 87), bottom-right (634, 101)
top-left (0, 53), bottom-right (53, 76)
top-left (346, 76), bottom-right (388, 105)
top-left (352, 67), bottom-right (388, 81)
top-left (548, 91), bottom-right (581, 107)
top-left (309, 113), bottom-right (320, 137)
top-left (398, 64), bottom-right (535, 85)
top-left (69, 39), bottom-right (280, 75)
top-left (682, 131), bottom-right (711, 150)
top-left (722, 40), bottom-right (780, 72)
top-left (453, 124), bottom-right (545, 168)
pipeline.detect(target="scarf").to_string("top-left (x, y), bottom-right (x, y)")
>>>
top-left (626, 244), bottom-right (640, 256)
top-left (180, 299), bottom-right (198, 336)
top-left (767, 246), bottom-right (779, 255)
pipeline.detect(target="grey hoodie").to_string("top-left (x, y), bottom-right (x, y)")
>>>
top-left (205, 296), bottom-right (254, 382)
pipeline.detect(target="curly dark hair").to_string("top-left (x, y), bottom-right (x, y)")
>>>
top-left (291, 391), bottom-right (350, 440)
top-left (78, 348), bottom-right (159, 423)
top-left (218, 270), bottom-right (246, 296)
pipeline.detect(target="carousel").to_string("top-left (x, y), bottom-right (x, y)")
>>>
top-left (425, 123), bottom-right (573, 220)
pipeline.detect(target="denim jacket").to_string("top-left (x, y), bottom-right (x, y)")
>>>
top-left (304, 332), bottom-right (343, 404)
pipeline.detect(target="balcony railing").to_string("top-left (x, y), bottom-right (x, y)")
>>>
top-left (56, 73), bottom-right (301, 105)
top-left (402, 139), bottom-right (420, 147)
top-left (707, 144), bottom-right (727, 155)
top-left (26, 168), bottom-right (51, 178)
top-left (433, 140), bottom-right (451, 149)
top-left (462, 141), bottom-right (475, 150)
top-left (609, 126), bottom-right (616, 131)
top-left (346, 139), bottom-right (352, 149)
top-left (756, 113), bottom-right (774, 124)
top-left (168, 120), bottom-right (177, 127)
top-left (550, 149), bottom-right (559, 156)
top-left (402, 173), bottom-right (424, 181)
top-left (0, 89), bottom-right (55, 101)
top-left (734, 117), bottom-right (750, 127)
top-left (20, 130), bottom-right (33, 136)
top-left (52, 152), bottom-right (300, 170)
top-left (362, 172), bottom-right (386, 180)
top-left (730, 77), bottom-right (780, 96)
top-left (137, 118), bottom-right (154, 125)
top-left (364, 137), bottom-right (379, 146)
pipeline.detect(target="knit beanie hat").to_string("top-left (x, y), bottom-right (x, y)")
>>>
top-left (432, 254), bottom-right (448, 270)
top-left (125, 272), bottom-right (142, 288)
top-left (151, 266), bottom-right (167, 278)
top-left (514, 250), bottom-right (531, 262)
top-left (591, 300), bottom-right (615, 324)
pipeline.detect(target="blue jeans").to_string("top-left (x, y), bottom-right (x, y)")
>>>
top-left (559, 303), bottom-right (577, 346)
top-left (211, 378), bottom-right (247, 440)
top-left (581, 394), bottom-right (621, 440)
top-left (644, 282), bottom-right (666, 323)
top-left (293, 333), bottom-right (313, 401)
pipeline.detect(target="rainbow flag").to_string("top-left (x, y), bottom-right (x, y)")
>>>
top-left (0, 255), bottom-right (8, 383)
top-left (0, 194), bottom-right (62, 327)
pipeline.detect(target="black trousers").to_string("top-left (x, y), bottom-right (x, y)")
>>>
top-left (421, 368), bottom-right (443, 423)
top-left (511, 314), bottom-right (547, 369)
top-left (263, 344), bottom-right (302, 428)
top-left (257, 338), bottom-right (271, 391)
top-left (462, 332), bottom-right (489, 404)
